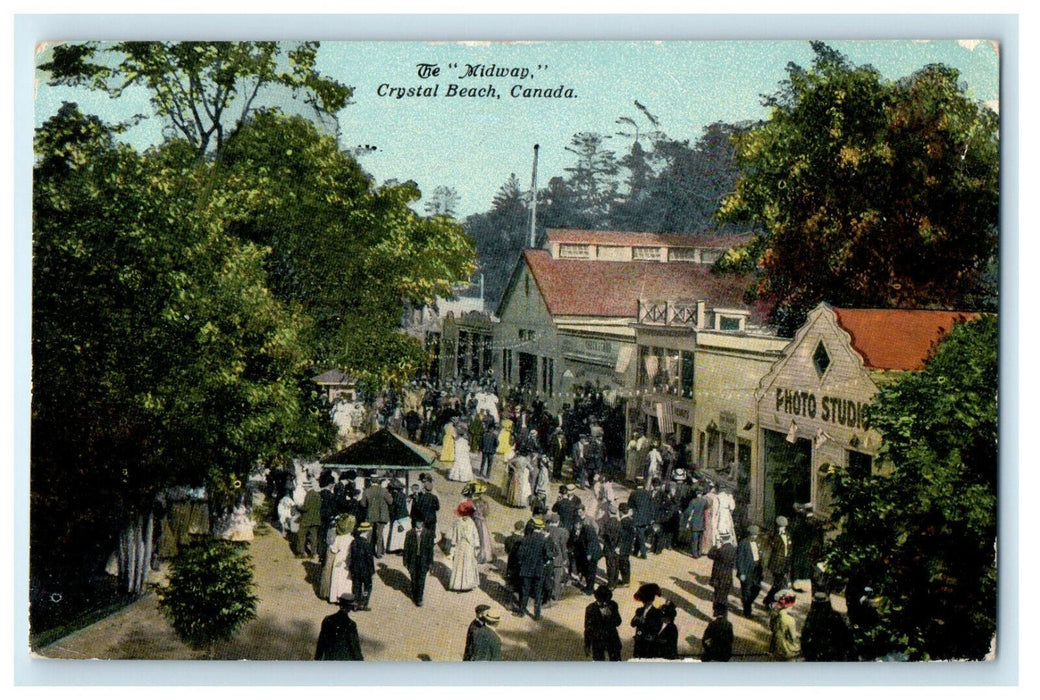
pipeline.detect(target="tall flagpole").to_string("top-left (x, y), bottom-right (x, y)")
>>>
top-left (529, 144), bottom-right (539, 248)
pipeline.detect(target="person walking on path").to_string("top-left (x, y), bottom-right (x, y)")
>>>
top-left (401, 518), bottom-right (435, 606)
top-left (701, 611), bottom-right (734, 661)
top-left (463, 605), bottom-right (503, 661)
top-left (440, 418), bottom-right (457, 464)
top-left (361, 478), bottom-right (393, 559)
top-left (480, 422), bottom-right (499, 479)
top-left (515, 517), bottom-right (552, 619)
top-left (410, 473), bottom-right (440, 530)
top-left (769, 590), bottom-right (800, 660)
top-left (466, 482), bottom-right (494, 565)
top-left (763, 516), bottom-right (792, 610)
top-left (682, 487), bottom-right (707, 558)
top-left (385, 479), bottom-right (410, 554)
top-left (315, 592), bottom-right (363, 661)
top-left (626, 483), bottom-right (652, 559)
top-left (801, 591), bottom-right (854, 661)
top-left (700, 482), bottom-right (718, 556)
top-left (544, 513), bottom-right (570, 602)
top-left (449, 429), bottom-right (475, 483)
top-left (320, 514), bottom-right (356, 603)
top-left (584, 584), bottom-right (622, 661)
top-left (297, 482), bottom-right (323, 559)
top-left (630, 583), bottom-right (665, 659)
top-left (348, 522), bottom-right (376, 610)
top-left (550, 427), bottom-right (568, 481)
top-left (573, 505), bottom-right (603, 595)
top-left (736, 524), bottom-right (764, 617)
top-left (599, 503), bottom-right (621, 590)
top-left (449, 501), bottom-right (481, 592)
top-left (616, 503), bottom-right (636, 588)
top-left (708, 537), bottom-right (738, 616)
top-left (653, 601), bottom-right (679, 659)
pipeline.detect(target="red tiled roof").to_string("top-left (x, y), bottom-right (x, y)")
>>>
top-left (523, 249), bottom-right (756, 319)
top-left (832, 308), bottom-right (981, 371)
top-left (546, 228), bottom-right (752, 250)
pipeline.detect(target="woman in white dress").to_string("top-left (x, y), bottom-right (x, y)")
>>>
top-left (320, 514), bottom-right (355, 602)
top-left (593, 473), bottom-right (617, 522)
top-left (448, 430), bottom-right (474, 482)
top-left (712, 484), bottom-right (737, 548)
top-left (449, 501), bottom-right (480, 591)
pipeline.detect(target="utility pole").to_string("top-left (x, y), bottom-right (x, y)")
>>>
top-left (529, 144), bottom-right (539, 248)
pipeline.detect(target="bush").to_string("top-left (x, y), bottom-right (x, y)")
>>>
top-left (158, 539), bottom-right (259, 651)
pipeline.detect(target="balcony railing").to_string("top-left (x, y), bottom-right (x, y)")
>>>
top-left (638, 299), bottom-right (699, 328)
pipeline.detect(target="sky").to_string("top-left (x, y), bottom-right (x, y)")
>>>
top-left (34, 39), bottom-right (1000, 218)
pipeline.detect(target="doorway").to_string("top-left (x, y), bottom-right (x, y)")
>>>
top-left (762, 429), bottom-right (812, 526)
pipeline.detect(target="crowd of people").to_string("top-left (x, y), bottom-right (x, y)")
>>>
top-left (268, 378), bottom-right (872, 662)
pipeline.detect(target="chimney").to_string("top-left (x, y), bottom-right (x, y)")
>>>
top-left (696, 300), bottom-right (707, 329)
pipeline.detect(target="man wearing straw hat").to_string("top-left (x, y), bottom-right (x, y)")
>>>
top-left (463, 605), bottom-right (503, 661)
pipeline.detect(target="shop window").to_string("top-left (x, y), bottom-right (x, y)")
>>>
top-left (813, 341), bottom-right (831, 377)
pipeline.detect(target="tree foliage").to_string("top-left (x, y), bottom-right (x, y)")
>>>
top-left (214, 111), bottom-right (476, 389)
top-left (41, 41), bottom-right (353, 157)
top-left (717, 42), bottom-right (999, 335)
top-left (32, 104), bottom-right (335, 577)
top-left (158, 540), bottom-right (259, 652)
top-left (824, 315), bottom-right (998, 660)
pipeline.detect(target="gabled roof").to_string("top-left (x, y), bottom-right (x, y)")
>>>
top-left (520, 248), bottom-right (758, 320)
top-left (832, 308), bottom-right (981, 371)
top-left (313, 369), bottom-right (354, 385)
top-left (546, 228), bottom-right (752, 250)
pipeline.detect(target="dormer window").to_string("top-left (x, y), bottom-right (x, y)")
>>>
top-left (559, 244), bottom-right (590, 259)
top-left (633, 246), bottom-right (661, 261)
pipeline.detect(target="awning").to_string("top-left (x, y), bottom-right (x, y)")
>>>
top-left (320, 428), bottom-right (436, 471)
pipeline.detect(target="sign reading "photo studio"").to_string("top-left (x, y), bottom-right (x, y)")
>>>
top-left (774, 388), bottom-right (871, 430)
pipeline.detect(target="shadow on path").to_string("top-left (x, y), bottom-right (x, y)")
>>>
top-left (376, 562), bottom-right (412, 598)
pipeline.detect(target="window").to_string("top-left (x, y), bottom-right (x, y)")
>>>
top-left (524, 274), bottom-right (530, 297)
top-left (719, 316), bottom-right (742, 332)
top-left (503, 349), bottom-right (513, 383)
top-left (681, 351), bottom-right (695, 398)
top-left (667, 247), bottom-right (699, 262)
top-left (547, 358), bottom-right (554, 397)
top-left (633, 246), bottom-right (661, 261)
top-left (700, 249), bottom-right (722, 264)
top-left (559, 244), bottom-right (590, 259)
top-left (813, 341), bottom-right (831, 377)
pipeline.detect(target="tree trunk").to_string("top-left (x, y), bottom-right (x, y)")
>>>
top-left (117, 511), bottom-right (156, 595)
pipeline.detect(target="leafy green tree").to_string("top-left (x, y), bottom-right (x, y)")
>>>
top-left (464, 173), bottom-right (530, 309)
top-left (214, 111), bottom-right (475, 389)
top-left (717, 42), bottom-right (999, 335)
top-left (824, 315), bottom-right (997, 660)
top-left (32, 104), bottom-right (333, 594)
top-left (41, 41), bottom-right (352, 157)
top-left (158, 540), bottom-right (259, 654)
top-left (561, 132), bottom-right (619, 228)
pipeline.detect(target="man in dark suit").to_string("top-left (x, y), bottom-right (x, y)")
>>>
top-left (708, 539), bottom-right (738, 616)
top-left (616, 503), bottom-right (637, 587)
top-left (402, 519), bottom-right (436, 606)
top-left (573, 505), bottom-right (603, 595)
top-left (361, 478), bottom-right (393, 558)
top-left (626, 483), bottom-right (653, 559)
top-left (480, 422), bottom-right (499, 478)
top-left (314, 593), bottom-right (363, 660)
top-left (682, 487), bottom-right (707, 558)
top-left (763, 515), bottom-right (792, 609)
top-left (349, 522), bottom-right (376, 610)
top-left (584, 584), bottom-right (622, 661)
top-left (701, 610), bottom-right (734, 662)
top-left (410, 473), bottom-right (440, 530)
top-left (736, 524), bottom-right (765, 617)
top-left (599, 504), bottom-right (622, 589)
top-left (297, 483), bottom-right (323, 559)
top-left (550, 428), bottom-right (568, 481)
top-left (503, 520), bottom-right (526, 607)
top-left (516, 518), bottom-right (553, 620)
top-left (544, 513), bottom-right (570, 602)
top-left (463, 605), bottom-right (502, 661)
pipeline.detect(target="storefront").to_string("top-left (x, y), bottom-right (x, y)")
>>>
top-left (754, 305), bottom-right (892, 526)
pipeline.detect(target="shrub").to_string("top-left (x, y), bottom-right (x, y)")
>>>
top-left (158, 539), bottom-right (259, 651)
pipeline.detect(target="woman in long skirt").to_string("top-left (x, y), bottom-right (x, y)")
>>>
top-left (471, 489), bottom-right (493, 565)
top-left (506, 456), bottom-right (532, 508)
top-left (701, 483), bottom-right (719, 555)
top-left (440, 419), bottom-right (457, 464)
top-left (497, 416), bottom-right (515, 459)
top-left (448, 431), bottom-right (474, 482)
top-left (320, 515), bottom-right (355, 602)
top-left (593, 473), bottom-right (617, 523)
top-left (449, 501), bottom-right (481, 591)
